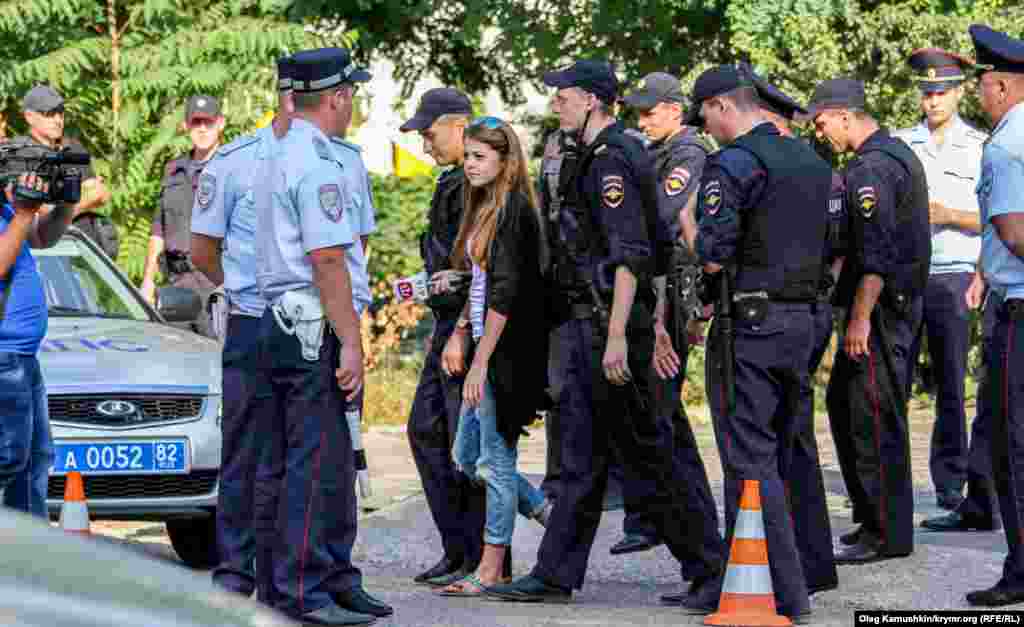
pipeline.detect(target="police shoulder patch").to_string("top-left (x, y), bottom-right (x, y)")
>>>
top-left (197, 172), bottom-right (216, 211)
top-left (313, 136), bottom-right (332, 161)
top-left (602, 175), bottom-right (625, 209)
top-left (319, 183), bottom-right (343, 222)
top-left (330, 137), bottom-right (362, 154)
top-left (217, 133), bottom-right (260, 157)
top-left (857, 186), bottom-right (877, 219)
top-left (703, 179), bottom-right (722, 215)
top-left (664, 166), bottom-right (691, 197)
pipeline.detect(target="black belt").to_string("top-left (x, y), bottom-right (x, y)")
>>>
top-left (1004, 298), bottom-right (1024, 321)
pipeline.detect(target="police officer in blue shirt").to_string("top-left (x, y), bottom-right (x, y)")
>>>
top-left (964, 23), bottom-right (1024, 608)
top-left (681, 65), bottom-right (831, 619)
top-left (190, 56), bottom-right (294, 604)
top-left (808, 78), bottom-right (931, 564)
top-left (0, 174), bottom-right (66, 516)
top-left (894, 48), bottom-right (987, 513)
top-left (487, 59), bottom-right (726, 606)
top-left (751, 74), bottom-right (841, 597)
top-left (254, 47), bottom-right (389, 626)
top-left (615, 72), bottom-right (719, 565)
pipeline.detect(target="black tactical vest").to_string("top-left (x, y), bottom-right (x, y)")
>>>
top-left (729, 133), bottom-right (831, 301)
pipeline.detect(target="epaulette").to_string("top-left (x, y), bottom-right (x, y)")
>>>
top-left (963, 124), bottom-right (988, 143)
top-left (330, 137), bottom-right (363, 154)
top-left (215, 133), bottom-right (260, 158)
top-left (313, 136), bottom-right (332, 161)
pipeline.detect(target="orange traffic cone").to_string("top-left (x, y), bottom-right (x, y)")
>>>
top-left (58, 471), bottom-right (91, 535)
top-left (705, 480), bottom-right (792, 627)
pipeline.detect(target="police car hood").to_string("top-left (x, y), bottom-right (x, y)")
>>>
top-left (38, 318), bottom-right (221, 395)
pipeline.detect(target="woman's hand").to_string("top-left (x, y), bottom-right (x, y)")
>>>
top-left (463, 359), bottom-right (488, 407)
top-left (442, 328), bottom-right (469, 377)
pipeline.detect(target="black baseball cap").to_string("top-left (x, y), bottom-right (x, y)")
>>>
top-left (290, 47), bottom-right (372, 93)
top-left (400, 88), bottom-right (473, 132)
top-left (970, 24), bottom-right (1024, 75)
top-left (753, 76), bottom-right (807, 120)
top-left (622, 72), bottom-right (686, 110)
top-left (543, 59), bottom-right (619, 105)
top-left (684, 64), bottom-right (755, 126)
top-left (803, 78), bottom-right (866, 120)
top-left (185, 95), bottom-right (221, 122)
top-left (23, 85), bottom-right (64, 113)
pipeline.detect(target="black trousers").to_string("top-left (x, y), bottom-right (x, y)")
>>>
top-left (960, 294), bottom-right (1000, 522)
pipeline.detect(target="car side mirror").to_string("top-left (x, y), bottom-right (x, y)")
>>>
top-left (157, 287), bottom-right (202, 323)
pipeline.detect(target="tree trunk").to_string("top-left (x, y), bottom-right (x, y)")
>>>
top-left (108, 0), bottom-right (121, 173)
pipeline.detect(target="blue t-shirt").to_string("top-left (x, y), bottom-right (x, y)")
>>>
top-left (0, 204), bottom-right (47, 354)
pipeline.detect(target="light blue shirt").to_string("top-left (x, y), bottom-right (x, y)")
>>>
top-left (330, 137), bottom-right (378, 239)
top-left (978, 102), bottom-right (1024, 300)
top-left (190, 126), bottom-right (272, 317)
top-left (255, 119), bottom-right (371, 314)
top-left (895, 115), bottom-right (985, 274)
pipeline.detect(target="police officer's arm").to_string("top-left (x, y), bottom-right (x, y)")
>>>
top-left (845, 164), bottom-right (898, 359)
top-left (299, 169), bottom-right (363, 398)
top-left (190, 158), bottom-right (233, 286)
top-left (694, 151), bottom-right (761, 274)
top-left (140, 198), bottom-right (167, 301)
top-left (985, 145), bottom-right (1024, 259)
top-left (929, 201), bottom-right (982, 233)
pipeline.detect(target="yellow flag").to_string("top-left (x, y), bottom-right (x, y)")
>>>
top-left (392, 141), bottom-right (434, 178)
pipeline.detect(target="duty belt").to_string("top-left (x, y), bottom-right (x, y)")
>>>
top-left (1003, 299), bottom-right (1024, 321)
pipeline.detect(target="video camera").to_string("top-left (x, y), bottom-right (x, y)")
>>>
top-left (0, 140), bottom-right (91, 204)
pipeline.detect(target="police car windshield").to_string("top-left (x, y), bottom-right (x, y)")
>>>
top-left (35, 236), bottom-right (149, 321)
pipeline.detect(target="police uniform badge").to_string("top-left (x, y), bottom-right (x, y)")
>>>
top-left (319, 183), bottom-right (343, 222)
top-left (665, 167), bottom-right (691, 197)
top-left (197, 173), bottom-right (216, 211)
top-left (703, 180), bottom-right (722, 215)
top-left (857, 186), bottom-right (877, 219)
top-left (602, 175), bottom-right (625, 208)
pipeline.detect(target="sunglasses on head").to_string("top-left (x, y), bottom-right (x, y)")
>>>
top-left (469, 116), bottom-right (505, 130)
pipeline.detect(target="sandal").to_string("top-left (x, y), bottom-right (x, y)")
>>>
top-left (439, 573), bottom-right (490, 597)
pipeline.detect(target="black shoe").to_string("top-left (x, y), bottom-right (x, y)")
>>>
top-left (678, 574), bottom-right (721, 614)
top-left (299, 602), bottom-right (377, 626)
top-left (334, 587), bottom-right (393, 618)
top-left (485, 575), bottom-right (572, 603)
top-left (838, 525), bottom-right (862, 546)
top-left (808, 581), bottom-right (838, 596)
top-left (659, 590), bottom-right (686, 606)
top-left (414, 556), bottom-right (461, 584)
top-left (788, 610), bottom-right (814, 625)
top-left (834, 534), bottom-right (885, 565)
top-left (610, 533), bottom-right (663, 555)
top-left (967, 584), bottom-right (1024, 607)
top-left (922, 510), bottom-right (1001, 532)
top-left (425, 565), bottom-right (472, 588)
top-left (503, 546), bottom-right (512, 580)
top-left (937, 489), bottom-right (965, 512)
top-left (679, 596), bottom-right (717, 615)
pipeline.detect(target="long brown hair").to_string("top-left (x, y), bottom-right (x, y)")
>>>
top-left (450, 117), bottom-right (539, 270)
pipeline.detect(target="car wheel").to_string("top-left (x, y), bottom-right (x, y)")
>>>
top-left (166, 516), bottom-right (219, 569)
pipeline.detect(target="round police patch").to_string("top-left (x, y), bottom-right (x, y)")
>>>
top-left (665, 167), bottom-right (691, 197)
top-left (857, 186), bottom-right (877, 219)
top-left (703, 180), bottom-right (722, 216)
top-left (319, 183), bottom-right (343, 222)
top-left (197, 173), bottom-right (216, 211)
top-left (602, 175), bottom-right (625, 209)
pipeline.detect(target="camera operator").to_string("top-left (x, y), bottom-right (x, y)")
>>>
top-left (15, 85), bottom-right (116, 258)
top-left (0, 172), bottom-right (74, 517)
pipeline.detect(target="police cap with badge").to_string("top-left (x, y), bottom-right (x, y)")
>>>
top-left (970, 24), bottom-right (1024, 76)
top-left (399, 88), bottom-right (472, 132)
top-left (907, 48), bottom-right (973, 93)
top-left (290, 47), bottom-right (372, 94)
top-left (542, 59), bottom-right (619, 105)
top-left (684, 64), bottom-right (756, 126)
top-left (276, 55), bottom-right (296, 92)
top-left (622, 72), bottom-right (687, 111)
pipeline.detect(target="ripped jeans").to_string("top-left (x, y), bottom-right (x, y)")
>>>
top-left (452, 379), bottom-right (545, 546)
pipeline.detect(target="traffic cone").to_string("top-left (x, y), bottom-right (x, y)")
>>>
top-left (705, 480), bottom-right (792, 627)
top-left (58, 471), bottom-right (91, 535)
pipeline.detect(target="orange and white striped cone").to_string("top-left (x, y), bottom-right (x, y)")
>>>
top-left (58, 471), bottom-right (91, 535)
top-left (705, 479), bottom-right (792, 627)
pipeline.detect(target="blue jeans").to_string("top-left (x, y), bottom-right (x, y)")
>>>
top-left (452, 380), bottom-right (545, 545)
top-left (0, 352), bottom-right (53, 517)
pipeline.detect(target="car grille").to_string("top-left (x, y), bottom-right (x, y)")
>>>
top-left (48, 395), bottom-right (204, 427)
top-left (48, 470), bottom-right (219, 500)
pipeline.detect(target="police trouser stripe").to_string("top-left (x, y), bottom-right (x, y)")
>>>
top-left (722, 564), bottom-right (774, 595)
top-left (867, 350), bottom-right (887, 545)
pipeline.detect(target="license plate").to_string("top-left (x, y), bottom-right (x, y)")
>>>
top-left (51, 439), bottom-right (190, 476)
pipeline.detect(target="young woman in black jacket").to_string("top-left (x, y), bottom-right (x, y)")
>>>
top-left (438, 116), bottom-right (551, 596)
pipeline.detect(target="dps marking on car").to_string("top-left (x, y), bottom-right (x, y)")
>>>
top-left (39, 337), bottom-right (150, 352)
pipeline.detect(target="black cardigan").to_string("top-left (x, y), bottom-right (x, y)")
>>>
top-left (478, 191), bottom-right (550, 446)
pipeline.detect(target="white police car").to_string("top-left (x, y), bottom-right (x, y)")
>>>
top-left (40, 228), bottom-right (222, 568)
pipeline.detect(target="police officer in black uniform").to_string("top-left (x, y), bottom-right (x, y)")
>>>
top-left (613, 72), bottom-right (719, 563)
top-left (486, 58), bottom-right (725, 605)
top-left (682, 65), bottom-right (831, 620)
top-left (752, 74), bottom-right (842, 596)
top-left (398, 88), bottom-right (488, 587)
top-left (807, 79), bottom-right (931, 564)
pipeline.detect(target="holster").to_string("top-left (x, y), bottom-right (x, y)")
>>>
top-left (208, 287), bottom-right (230, 342)
top-left (271, 288), bottom-right (326, 362)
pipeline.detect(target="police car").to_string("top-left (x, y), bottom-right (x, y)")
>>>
top-left (40, 228), bottom-right (222, 569)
